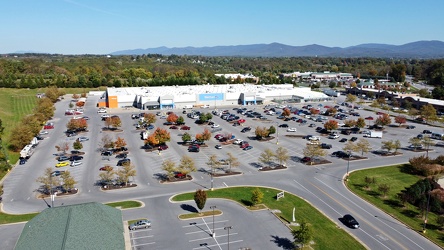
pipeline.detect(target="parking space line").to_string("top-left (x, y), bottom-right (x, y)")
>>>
top-left (132, 242), bottom-right (156, 247)
top-left (192, 240), bottom-right (243, 250)
top-left (132, 235), bottom-right (154, 240)
top-left (187, 226), bottom-right (232, 236)
top-left (183, 220), bottom-right (229, 228)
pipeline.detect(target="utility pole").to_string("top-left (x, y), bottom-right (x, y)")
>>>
top-left (210, 206), bottom-right (216, 237)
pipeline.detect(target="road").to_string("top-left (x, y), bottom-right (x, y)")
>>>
top-left (1, 94), bottom-right (442, 249)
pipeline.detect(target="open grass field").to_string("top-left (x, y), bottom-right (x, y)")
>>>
top-left (172, 186), bottom-right (365, 250)
top-left (347, 164), bottom-right (444, 248)
top-left (0, 87), bottom-right (104, 165)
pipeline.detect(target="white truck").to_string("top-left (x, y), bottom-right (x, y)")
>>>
top-left (364, 131), bottom-right (383, 138)
top-left (183, 105), bottom-right (193, 109)
top-left (140, 130), bottom-right (149, 140)
top-left (20, 144), bottom-right (34, 159)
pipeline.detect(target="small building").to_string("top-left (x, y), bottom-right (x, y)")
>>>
top-left (15, 202), bottom-right (125, 250)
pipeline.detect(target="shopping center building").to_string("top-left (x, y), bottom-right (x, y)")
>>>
top-left (97, 84), bottom-right (330, 110)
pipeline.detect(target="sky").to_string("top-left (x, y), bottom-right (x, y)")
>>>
top-left (1, 0), bottom-right (444, 54)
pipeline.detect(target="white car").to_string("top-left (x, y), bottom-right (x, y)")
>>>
top-left (97, 109), bottom-right (107, 113)
top-left (233, 139), bottom-right (243, 145)
top-left (101, 114), bottom-right (110, 119)
top-left (77, 136), bottom-right (89, 142)
top-left (287, 128), bottom-right (297, 132)
top-left (39, 130), bottom-right (49, 135)
top-left (71, 161), bottom-right (83, 167)
top-left (328, 134), bottom-right (340, 139)
top-left (211, 124), bottom-right (220, 128)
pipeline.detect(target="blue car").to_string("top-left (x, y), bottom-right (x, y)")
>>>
top-left (243, 146), bottom-right (253, 151)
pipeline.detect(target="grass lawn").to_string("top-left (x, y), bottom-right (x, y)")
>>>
top-left (178, 210), bottom-right (223, 220)
top-left (105, 200), bottom-right (142, 209)
top-left (172, 186), bottom-right (365, 250)
top-left (0, 212), bottom-right (38, 224)
top-left (347, 164), bottom-right (444, 248)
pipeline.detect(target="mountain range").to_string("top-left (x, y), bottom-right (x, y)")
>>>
top-left (111, 40), bottom-right (444, 58)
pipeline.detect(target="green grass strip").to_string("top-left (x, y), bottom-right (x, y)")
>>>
top-left (105, 200), bottom-right (142, 209)
top-left (347, 164), bottom-right (444, 248)
top-left (172, 186), bottom-right (364, 250)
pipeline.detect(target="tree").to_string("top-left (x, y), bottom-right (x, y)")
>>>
top-left (324, 120), bottom-right (338, 131)
top-left (268, 125), bottom-right (276, 136)
top-left (375, 113), bottom-right (391, 128)
top-left (116, 163), bottom-right (136, 186)
top-left (182, 132), bottom-right (192, 142)
top-left (114, 137), bottom-right (127, 149)
top-left (34, 97), bottom-right (55, 120)
top-left (381, 140), bottom-right (399, 153)
top-left (99, 167), bottom-right (115, 186)
top-left (292, 221), bottom-right (313, 248)
top-left (9, 124), bottom-right (34, 151)
top-left (206, 154), bottom-right (221, 173)
top-left (251, 187), bottom-right (263, 206)
top-left (275, 146), bottom-right (289, 167)
top-left (345, 94), bottom-right (357, 108)
top-left (255, 126), bottom-right (269, 139)
top-left (422, 137), bottom-right (435, 157)
top-left (325, 107), bottom-right (337, 116)
top-left (73, 140), bottom-right (83, 150)
top-left (420, 104), bottom-right (438, 124)
top-left (225, 152), bottom-right (240, 172)
top-left (178, 155), bottom-right (196, 178)
top-left (145, 127), bottom-right (170, 146)
top-left (101, 134), bottom-right (115, 149)
top-left (344, 119), bottom-right (356, 128)
top-left (166, 112), bottom-right (178, 123)
top-left (144, 113), bottom-right (156, 124)
top-left (194, 189), bottom-right (207, 212)
top-left (394, 115), bottom-right (407, 127)
top-left (364, 176), bottom-right (377, 189)
top-left (45, 86), bottom-right (62, 103)
top-left (176, 116), bottom-right (185, 125)
top-left (282, 108), bottom-right (291, 117)
top-left (302, 144), bottom-right (327, 165)
top-left (408, 108), bottom-right (419, 119)
top-left (342, 141), bottom-right (359, 154)
top-left (60, 170), bottom-right (77, 192)
top-left (36, 168), bottom-right (60, 195)
top-left (356, 139), bottom-right (372, 156)
top-left (378, 184), bottom-right (391, 198)
top-left (356, 117), bottom-right (366, 128)
top-left (55, 141), bottom-right (70, 154)
top-left (259, 148), bottom-right (276, 168)
top-left (67, 118), bottom-right (88, 131)
top-left (201, 128), bottom-right (212, 141)
top-left (409, 137), bottom-right (423, 151)
top-left (162, 159), bottom-right (177, 180)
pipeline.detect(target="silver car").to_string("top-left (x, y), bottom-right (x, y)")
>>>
top-left (129, 219), bottom-right (151, 230)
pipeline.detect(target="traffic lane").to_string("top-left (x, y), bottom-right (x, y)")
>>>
top-left (0, 222), bottom-right (26, 250)
top-left (311, 164), bottom-right (440, 250)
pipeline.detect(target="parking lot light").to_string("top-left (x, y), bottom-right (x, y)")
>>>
top-left (210, 205), bottom-right (216, 237)
top-left (224, 226), bottom-right (232, 250)
top-left (345, 150), bottom-right (351, 180)
top-left (276, 122), bottom-right (279, 145)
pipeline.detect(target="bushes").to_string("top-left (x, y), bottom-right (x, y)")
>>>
top-left (408, 155), bottom-right (444, 177)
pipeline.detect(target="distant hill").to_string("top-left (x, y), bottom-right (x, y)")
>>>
top-left (111, 40), bottom-right (444, 58)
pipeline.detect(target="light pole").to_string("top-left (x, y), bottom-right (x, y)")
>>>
top-left (50, 175), bottom-right (54, 208)
top-left (214, 95), bottom-right (217, 110)
top-left (346, 150), bottom-right (351, 180)
top-left (276, 122), bottom-right (279, 145)
top-left (210, 164), bottom-right (214, 191)
top-left (423, 191), bottom-right (431, 233)
top-left (224, 226), bottom-right (232, 250)
top-left (210, 206), bottom-right (216, 237)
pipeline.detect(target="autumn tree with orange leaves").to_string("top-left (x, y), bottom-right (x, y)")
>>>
top-left (114, 137), bottom-right (127, 148)
top-left (145, 127), bottom-right (170, 146)
top-left (144, 113), bottom-right (156, 124)
top-left (166, 113), bottom-right (178, 123)
top-left (282, 108), bottom-right (291, 117)
top-left (66, 118), bottom-right (88, 131)
top-left (375, 113), bottom-right (392, 128)
top-left (324, 120), bottom-right (338, 131)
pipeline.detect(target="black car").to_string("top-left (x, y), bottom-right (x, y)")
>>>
top-left (116, 153), bottom-right (127, 158)
top-left (339, 138), bottom-right (348, 143)
top-left (406, 125), bottom-right (416, 129)
top-left (188, 146), bottom-right (200, 152)
top-left (70, 155), bottom-right (83, 161)
top-left (117, 158), bottom-right (131, 166)
top-left (58, 156), bottom-right (70, 161)
top-left (350, 137), bottom-right (358, 142)
top-left (278, 124), bottom-right (289, 128)
top-left (320, 143), bottom-right (332, 149)
top-left (423, 130), bottom-right (432, 134)
top-left (19, 158), bottom-right (27, 165)
top-left (101, 151), bottom-right (113, 156)
top-left (241, 127), bottom-right (251, 133)
top-left (343, 214), bottom-right (360, 229)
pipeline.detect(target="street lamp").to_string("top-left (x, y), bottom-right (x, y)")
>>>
top-left (210, 206), bottom-right (216, 237)
top-left (224, 226), bottom-right (232, 250)
top-left (345, 150), bottom-right (351, 180)
top-left (214, 95), bottom-right (217, 110)
top-left (210, 164), bottom-right (214, 191)
top-left (276, 122), bottom-right (279, 145)
top-left (423, 191), bottom-right (431, 233)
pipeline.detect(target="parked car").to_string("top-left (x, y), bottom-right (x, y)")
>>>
top-left (70, 161), bottom-right (83, 167)
top-left (215, 145), bottom-right (222, 149)
top-left (278, 124), bottom-right (289, 128)
top-left (343, 214), bottom-right (360, 229)
top-left (241, 127), bottom-right (251, 133)
top-left (287, 128), bottom-right (297, 132)
top-left (328, 134), bottom-right (340, 139)
top-left (70, 155), bottom-right (83, 161)
top-left (117, 158), bottom-right (131, 166)
top-left (51, 170), bottom-right (65, 177)
top-left (423, 130), bottom-right (432, 134)
top-left (181, 126), bottom-right (191, 130)
top-left (39, 130), bottom-right (49, 135)
top-left (350, 137), bottom-right (358, 142)
top-left (188, 146), bottom-right (200, 152)
top-left (158, 145), bottom-right (169, 151)
top-left (300, 157), bottom-right (311, 163)
top-left (101, 151), bottom-right (113, 156)
top-left (320, 143), bottom-right (332, 149)
top-left (19, 158), bottom-right (27, 165)
top-left (406, 125), bottom-right (416, 129)
top-left (243, 145), bottom-right (253, 151)
top-left (77, 136), bottom-right (89, 142)
top-left (56, 162), bottom-right (70, 168)
top-left (339, 138), bottom-right (348, 143)
top-left (97, 108), bottom-right (107, 113)
top-left (58, 156), bottom-right (70, 161)
top-left (99, 166), bottom-right (113, 171)
top-left (129, 220), bottom-right (151, 230)
top-left (116, 153), bottom-right (127, 159)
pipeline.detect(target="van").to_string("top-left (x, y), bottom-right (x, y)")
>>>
top-left (431, 133), bottom-right (444, 140)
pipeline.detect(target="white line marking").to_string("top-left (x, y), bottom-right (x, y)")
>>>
top-left (293, 179), bottom-right (342, 215)
top-left (27, 197), bottom-right (30, 200)
top-left (223, 182), bottom-right (228, 187)
top-left (132, 235), bottom-right (154, 240)
top-left (132, 242), bottom-right (156, 247)
top-left (192, 240), bottom-right (244, 250)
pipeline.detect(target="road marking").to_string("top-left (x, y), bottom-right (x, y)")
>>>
top-left (183, 220), bottom-right (229, 228)
top-left (10, 199), bottom-right (13, 202)
top-left (314, 177), bottom-right (424, 250)
top-left (132, 242), bottom-right (155, 247)
top-left (27, 197), bottom-right (30, 200)
top-left (293, 180), bottom-right (341, 215)
top-left (147, 182), bottom-right (150, 185)
top-left (132, 235), bottom-right (154, 240)
top-left (223, 182), bottom-right (228, 187)
top-left (192, 240), bottom-right (243, 250)
top-left (88, 189), bottom-right (91, 192)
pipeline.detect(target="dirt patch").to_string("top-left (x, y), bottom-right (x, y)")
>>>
top-left (38, 189), bottom-right (79, 199)
top-left (341, 156), bottom-right (368, 161)
top-left (160, 176), bottom-right (193, 183)
top-left (101, 183), bottom-right (138, 190)
top-left (259, 165), bottom-right (288, 171)
top-left (102, 128), bottom-right (123, 132)
top-left (303, 159), bottom-right (332, 166)
top-left (285, 135), bottom-right (305, 138)
top-left (212, 171), bottom-right (242, 177)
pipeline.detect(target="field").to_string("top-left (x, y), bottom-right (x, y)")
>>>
top-left (347, 165), bottom-right (444, 247)
top-left (172, 186), bottom-right (365, 250)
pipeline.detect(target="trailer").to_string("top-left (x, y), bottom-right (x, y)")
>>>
top-left (20, 144), bottom-right (34, 159)
top-left (364, 131), bottom-right (383, 138)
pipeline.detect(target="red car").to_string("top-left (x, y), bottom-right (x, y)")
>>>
top-left (175, 172), bottom-right (186, 179)
top-left (181, 126), bottom-right (190, 130)
top-left (158, 145), bottom-right (169, 151)
top-left (99, 166), bottom-right (113, 171)
top-left (169, 126), bottom-right (178, 129)
top-left (240, 143), bottom-right (250, 149)
top-left (44, 122), bottom-right (54, 129)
